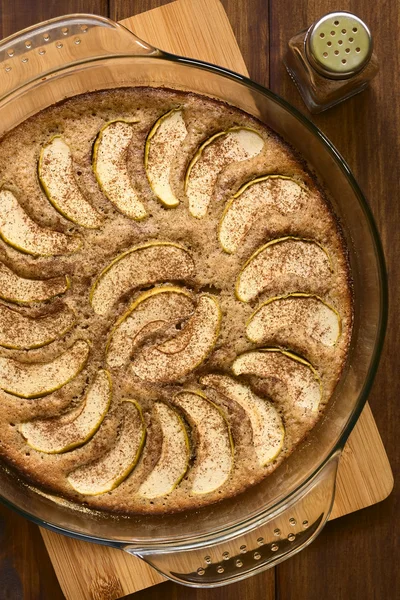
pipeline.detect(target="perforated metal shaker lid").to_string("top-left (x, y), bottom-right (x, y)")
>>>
top-left (305, 12), bottom-right (373, 79)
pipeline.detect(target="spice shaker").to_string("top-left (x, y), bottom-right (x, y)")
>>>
top-left (284, 11), bottom-right (378, 113)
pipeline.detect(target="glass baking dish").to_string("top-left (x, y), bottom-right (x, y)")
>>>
top-left (0, 14), bottom-right (387, 587)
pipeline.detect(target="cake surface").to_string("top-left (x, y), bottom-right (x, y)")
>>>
top-left (0, 87), bottom-right (352, 514)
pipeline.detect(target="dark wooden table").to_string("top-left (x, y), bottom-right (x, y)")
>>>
top-left (0, 1), bottom-right (399, 599)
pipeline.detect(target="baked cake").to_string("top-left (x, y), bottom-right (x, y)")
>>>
top-left (0, 88), bottom-right (352, 514)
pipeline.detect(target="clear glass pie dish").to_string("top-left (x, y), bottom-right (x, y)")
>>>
top-left (0, 14), bottom-right (387, 587)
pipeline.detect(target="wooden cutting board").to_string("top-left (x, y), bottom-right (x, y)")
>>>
top-left (39, 1), bottom-right (393, 598)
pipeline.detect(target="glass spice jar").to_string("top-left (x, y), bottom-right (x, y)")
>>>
top-left (284, 11), bottom-right (379, 113)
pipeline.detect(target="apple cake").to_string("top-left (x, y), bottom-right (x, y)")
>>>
top-left (0, 87), bottom-right (352, 514)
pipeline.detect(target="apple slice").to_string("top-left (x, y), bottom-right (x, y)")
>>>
top-left (0, 262), bottom-right (69, 305)
top-left (232, 348), bottom-right (322, 413)
top-left (92, 120), bottom-right (147, 220)
top-left (131, 294), bottom-right (221, 383)
top-left (39, 136), bottom-right (103, 229)
top-left (90, 241), bottom-right (194, 316)
top-left (173, 391), bottom-right (233, 495)
top-left (0, 339), bottom-right (89, 398)
top-left (219, 175), bottom-right (307, 253)
top-left (236, 236), bottom-right (332, 303)
top-left (0, 303), bottom-right (76, 350)
top-left (145, 109), bottom-right (188, 208)
top-left (0, 190), bottom-right (81, 256)
top-left (106, 286), bottom-right (194, 369)
top-left (19, 369), bottom-right (111, 453)
top-left (185, 127), bottom-right (264, 218)
top-left (67, 399), bottom-right (146, 495)
top-left (137, 402), bottom-right (190, 498)
top-left (246, 293), bottom-right (341, 349)
top-left (201, 374), bottom-right (284, 466)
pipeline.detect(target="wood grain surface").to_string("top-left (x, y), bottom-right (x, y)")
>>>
top-left (0, 1), bottom-right (398, 599)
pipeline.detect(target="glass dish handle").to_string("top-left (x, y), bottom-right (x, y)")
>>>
top-left (0, 14), bottom-right (159, 99)
top-left (125, 452), bottom-right (340, 587)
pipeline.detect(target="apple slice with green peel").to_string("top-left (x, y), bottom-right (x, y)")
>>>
top-left (201, 374), bottom-right (285, 466)
top-left (137, 402), bottom-right (190, 498)
top-left (156, 323), bottom-right (193, 355)
top-left (236, 236), bottom-right (332, 303)
top-left (145, 109), bottom-right (188, 208)
top-left (131, 295), bottom-right (221, 383)
top-left (67, 399), bottom-right (146, 496)
top-left (19, 369), bottom-right (111, 453)
top-left (219, 175), bottom-right (307, 254)
top-left (185, 127), bottom-right (264, 218)
top-left (173, 390), bottom-right (233, 495)
top-left (232, 348), bottom-right (322, 413)
top-left (92, 120), bottom-right (147, 220)
top-left (39, 136), bottom-right (103, 229)
top-left (0, 339), bottom-right (89, 398)
top-left (90, 241), bottom-right (195, 316)
top-left (246, 293), bottom-right (341, 348)
top-left (0, 303), bottom-right (76, 350)
top-left (106, 286), bottom-right (194, 369)
top-left (0, 190), bottom-right (81, 256)
top-left (0, 262), bottom-right (70, 305)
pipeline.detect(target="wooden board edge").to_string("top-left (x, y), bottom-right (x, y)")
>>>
top-left (330, 403), bottom-right (393, 520)
top-left (120, 0), bottom-right (249, 76)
